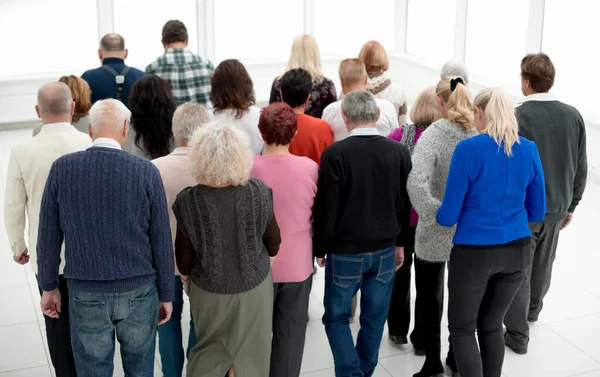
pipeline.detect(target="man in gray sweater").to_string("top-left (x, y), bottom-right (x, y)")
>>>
top-left (505, 53), bottom-right (588, 355)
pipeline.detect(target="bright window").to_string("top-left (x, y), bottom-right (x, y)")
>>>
top-left (465, 0), bottom-right (529, 86)
top-left (406, 0), bottom-right (457, 67)
top-left (313, 0), bottom-right (395, 57)
top-left (543, 0), bottom-right (600, 118)
top-left (214, 0), bottom-right (304, 62)
top-left (0, 0), bottom-right (98, 77)
top-left (113, 0), bottom-right (198, 69)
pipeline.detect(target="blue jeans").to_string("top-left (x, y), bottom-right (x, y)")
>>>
top-left (69, 281), bottom-right (158, 377)
top-left (158, 275), bottom-right (197, 377)
top-left (323, 246), bottom-right (396, 377)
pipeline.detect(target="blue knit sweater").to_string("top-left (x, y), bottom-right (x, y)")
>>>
top-left (437, 135), bottom-right (546, 245)
top-left (37, 147), bottom-right (174, 302)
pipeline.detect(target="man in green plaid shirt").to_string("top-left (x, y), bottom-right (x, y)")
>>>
top-left (146, 20), bottom-right (214, 108)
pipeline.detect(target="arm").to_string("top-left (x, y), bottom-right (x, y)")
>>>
top-left (569, 117), bottom-right (587, 213)
top-left (148, 168), bottom-right (175, 303)
top-left (526, 144), bottom-right (547, 222)
top-left (145, 63), bottom-right (155, 75)
top-left (4, 149), bottom-right (28, 261)
top-left (377, 102), bottom-right (400, 136)
top-left (407, 132), bottom-right (441, 225)
top-left (36, 163), bottom-right (64, 291)
top-left (263, 215), bottom-right (281, 257)
top-left (312, 151), bottom-right (341, 258)
top-left (174, 227), bottom-right (195, 275)
top-left (396, 146), bottom-right (412, 246)
top-left (437, 145), bottom-right (471, 227)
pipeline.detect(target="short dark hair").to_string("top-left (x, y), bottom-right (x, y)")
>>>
top-left (211, 59), bottom-right (255, 119)
top-left (100, 33), bottom-right (125, 51)
top-left (280, 68), bottom-right (313, 108)
top-left (258, 103), bottom-right (298, 146)
top-left (162, 20), bottom-right (188, 44)
top-left (521, 53), bottom-right (555, 93)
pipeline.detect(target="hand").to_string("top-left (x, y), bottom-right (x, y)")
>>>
top-left (270, 256), bottom-right (276, 267)
top-left (316, 257), bottom-right (327, 267)
top-left (180, 275), bottom-right (189, 297)
top-left (13, 248), bottom-right (30, 265)
top-left (395, 247), bottom-right (405, 271)
top-left (561, 213), bottom-right (574, 230)
top-left (158, 302), bottom-right (173, 325)
top-left (41, 289), bottom-right (61, 319)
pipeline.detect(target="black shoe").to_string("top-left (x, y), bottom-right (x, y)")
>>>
top-left (413, 362), bottom-right (444, 377)
top-left (527, 315), bottom-right (539, 323)
top-left (413, 345), bottom-right (425, 356)
top-left (446, 356), bottom-right (460, 377)
top-left (413, 371), bottom-right (444, 377)
top-left (389, 335), bottom-right (408, 345)
top-left (505, 333), bottom-right (528, 355)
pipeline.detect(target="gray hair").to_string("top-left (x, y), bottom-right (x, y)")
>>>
top-left (172, 103), bottom-right (211, 144)
top-left (441, 60), bottom-right (469, 83)
top-left (100, 33), bottom-right (125, 51)
top-left (341, 90), bottom-right (379, 126)
top-left (89, 99), bottom-right (131, 132)
top-left (37, 82), bottom-right (73, 116)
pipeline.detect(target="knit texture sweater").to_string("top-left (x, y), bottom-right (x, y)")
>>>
top-left (407, 119), bottom-right (478, 262)
top-left (172, 179), bottom-right (274, 294)
top-left (37, 147), bottom-right (174, 302)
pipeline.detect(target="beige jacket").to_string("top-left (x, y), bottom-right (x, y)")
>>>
top-left (4, 122), bottom-right (92, 273)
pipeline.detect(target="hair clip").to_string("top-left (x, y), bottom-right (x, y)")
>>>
top-left (450, 77), bottom-right (465, 92)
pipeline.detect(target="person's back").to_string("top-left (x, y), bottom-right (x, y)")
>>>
top-left (82, 33), bottom-right (145, 107)
top-left (289, 114), bottom-right (333, 165)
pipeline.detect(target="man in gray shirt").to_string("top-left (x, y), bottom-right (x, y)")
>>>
top-left (505, 53), bottom-right (588, 355)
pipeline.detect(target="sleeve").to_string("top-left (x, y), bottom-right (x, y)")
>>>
top-left (4, 149), bottom-right (28, 258)
top-left (269, 79), bottom-right (281, 104)
top-left (148, 167), bottom-right (175, 302)
top-left (437, 145), bottom-right (471, 227)
top-left (312, 150), bottom-right (341, 258)
top-left (526, 143), bottom-right (547, 222)
top-left (569, 116), bottom-right (588, 213)
top-left (407, 131), bottom-right (442, 225)
top-left (174, 227), bottom-right (196, 276)
top-left (263, 215), bottom-right (281, 257)
top-left (396, 146), bottom-right (412, 246)
top-left (36, 163), bottom-right (64, 292)
top-left (376, 102), bottom-right (400, 136)
top-left (145, 63), bottom-right (154, 75)
top-left (387, 128), bottom-right (404, 142)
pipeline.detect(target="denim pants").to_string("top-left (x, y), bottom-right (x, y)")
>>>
top-left (449, 241), bottom-right (531, 377)
top-left (158, 275), bottom-right (197, 377)
top-left (323, 246), bottom-right (396, 377)
top-left (69, 281), bottom-right (159, 377)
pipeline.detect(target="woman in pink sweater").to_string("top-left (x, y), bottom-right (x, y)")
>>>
top-left (250, 102), bottom-right (318, 377)
top-left (386, 86), bottom-right (441, 352)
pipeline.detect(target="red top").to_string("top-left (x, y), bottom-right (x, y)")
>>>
top-left (289, 114), bottom-right (334, 166)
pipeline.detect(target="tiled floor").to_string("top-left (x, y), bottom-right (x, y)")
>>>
top-left (1, 128), bottom-right (599, 377)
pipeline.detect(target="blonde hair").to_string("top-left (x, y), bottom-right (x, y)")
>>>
top-left (474, 88), bottom-right (520, 156)
top-left (436, 76), bottom-right (474, 131)
top-left (410, 86), bottom-right (441, 126)
top-left (188, 122), bottom-right (252, 187)
top-left (339, 58), bottom-right (366, 86)
top-left (358, 40), bottom-right (389, 75)
top-left (284, 34), bottom-right (324, 83)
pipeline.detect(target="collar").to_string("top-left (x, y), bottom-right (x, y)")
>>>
top-left (102, 57), bottom-right (125, 65)
top-left (38, 122), bottom-right (76, 134)
top-left (348, 127), bottom-right (381, 137)
top-left (92, 138), bottom-right (122, 150)
top-left (518, 92), bottom-right (558, 106)
top-left (170, 147), bottom-right (189, 156)
top-left (165, 48), bottom-right (190, 55)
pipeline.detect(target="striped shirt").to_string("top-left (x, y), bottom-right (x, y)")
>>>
top-left (146, 48), bottom-right (214, 107)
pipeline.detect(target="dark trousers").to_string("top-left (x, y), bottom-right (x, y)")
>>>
top-left (504, 222), bottom-right (561, 347)
top-left (449, 242), bottom-right (530, 377)
top-left (270, 276), bottom-right (313, 377)
top-left (388, 227), bottom-right (422, 347)
top-left (38, 275), bottom-right (77, 377)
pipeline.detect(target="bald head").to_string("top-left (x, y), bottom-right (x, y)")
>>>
top-left (88, 99), bottom-right (131, 147)
top-left (36, 82), bottom-right (74, 124)
top-left (98, 34), bottom-right (127, 60)
top-left (339, 58), bottom-right (368, 94)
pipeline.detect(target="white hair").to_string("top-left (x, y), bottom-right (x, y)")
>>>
top-left (341, 90), bottom-right (379, 126)
top-left (172, 103), bottom-right (211, 144)
top-left (89, 99), bottom-right (131, 132)
top-left (441, 60), bottom-right (469, 83)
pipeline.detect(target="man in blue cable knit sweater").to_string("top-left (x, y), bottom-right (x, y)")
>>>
top-left (37, 98), bottom-right (174, 377)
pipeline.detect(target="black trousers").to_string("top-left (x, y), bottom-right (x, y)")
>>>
top-left (449, 241), bottom-right (530, 377)
top-left (38, 275), bottom-right (77, 377)
top-left (270, 276), bottom-right (313, 377)
top-left (388, 227), bottom-right (422, 347)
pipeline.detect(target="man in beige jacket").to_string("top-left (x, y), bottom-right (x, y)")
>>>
top-left (4, 82), bottom-right (91, 377)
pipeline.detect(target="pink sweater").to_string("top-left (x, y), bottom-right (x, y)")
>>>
top-left (250, 154), bottom-right (318, 283)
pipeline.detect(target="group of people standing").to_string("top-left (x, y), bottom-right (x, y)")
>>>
top-left (4, 19), bottom-right (588, 377)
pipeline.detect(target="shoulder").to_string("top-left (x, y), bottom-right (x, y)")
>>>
top-left (323, 101), bottom-right (341, 116)
top-left (387, 127), bottom-right (403, 141)
top-left (249, 105), bottom-right (262, 116)
top-left (128, 66), bottom-right (146, 78)
top-left (317, 77), bottom-right (335, 88)
top-left (375, 98), bottom-right (397, 115)
top-left (246, 178), bottom-right (272, 197)
top-left (81, 67), bottom-right (99, 79)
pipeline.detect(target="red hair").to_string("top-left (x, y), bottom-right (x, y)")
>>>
top-left (258, 103), bottom-right (298, 146)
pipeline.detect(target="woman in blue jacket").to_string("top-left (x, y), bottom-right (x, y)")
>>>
top-left (437, 88), bottom-right (546, 377)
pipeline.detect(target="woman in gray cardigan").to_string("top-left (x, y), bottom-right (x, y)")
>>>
top-left (407, 77), bottom-right (477, 377)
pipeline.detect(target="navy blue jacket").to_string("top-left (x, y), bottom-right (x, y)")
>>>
top-left (81, 58), bottom-right (145, 107)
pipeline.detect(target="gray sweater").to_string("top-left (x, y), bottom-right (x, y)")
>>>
top-left (407, 119), bottom-right (478, 262)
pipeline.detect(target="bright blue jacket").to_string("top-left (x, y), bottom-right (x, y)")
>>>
top-left (437, 134), bottom-right (546, 245)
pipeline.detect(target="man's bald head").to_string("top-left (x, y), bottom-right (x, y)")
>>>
top-left (98, 33), bottom-right (127, 60)
top-left (37, 82), bottom-right (73, 116)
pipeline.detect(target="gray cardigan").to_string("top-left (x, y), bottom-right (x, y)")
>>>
top-left (407, 118), bottom-right (478, 262)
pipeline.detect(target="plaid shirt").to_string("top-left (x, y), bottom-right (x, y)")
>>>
top-left (146, 48), bottom-right (214, 107)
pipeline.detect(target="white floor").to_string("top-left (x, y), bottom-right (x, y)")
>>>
top-left (1, 128), bottom-right (600, 377)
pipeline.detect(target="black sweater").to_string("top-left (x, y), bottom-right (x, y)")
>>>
top-left (313, 135), bottom-right (412, 258)
top-left (517, 99), bottom-right (587, 222)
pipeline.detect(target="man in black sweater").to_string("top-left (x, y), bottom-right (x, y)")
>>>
top-left (313, 90), bottom-right (412, 376)
top-left (505, 53), bottom-right (588, 355)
